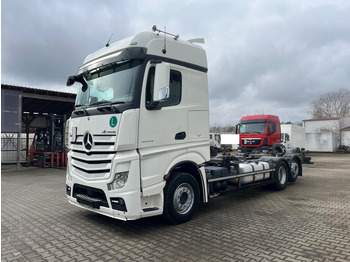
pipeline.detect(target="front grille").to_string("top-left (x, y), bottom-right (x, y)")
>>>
top-left (242, 138), bottom-right (261, 146)
top-left (70, 134), bottom-right (116, 180)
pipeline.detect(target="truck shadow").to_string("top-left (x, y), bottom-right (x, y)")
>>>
top-left (80, 185), bottom-right (280, 235)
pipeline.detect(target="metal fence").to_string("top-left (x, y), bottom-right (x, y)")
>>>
top-left (1, 133), bottom-right (34, 163)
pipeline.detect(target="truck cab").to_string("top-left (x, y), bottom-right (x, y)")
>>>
top-left (237, 114), bottom-right (281, 153)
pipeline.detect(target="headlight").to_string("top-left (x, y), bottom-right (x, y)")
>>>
top-left (108, 172), bottom-right (129, 190)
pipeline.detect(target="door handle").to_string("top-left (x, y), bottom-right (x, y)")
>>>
top-left (175, 132), bottom-right (186, 140)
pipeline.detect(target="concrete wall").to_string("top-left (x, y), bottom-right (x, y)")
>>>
top-left (305, 132), bottom-right (337, 152)
top-left (342, 131), bottom-right (350, 147)
top-left (304, 119), bottom-right (340, 133)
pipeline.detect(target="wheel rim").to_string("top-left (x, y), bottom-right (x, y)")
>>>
top-left (278, 165), bottom-right (287, 184)
top-left (291, 160), bottom-right (299, 177)
top-left (173, 183), bottom-right (194, 215)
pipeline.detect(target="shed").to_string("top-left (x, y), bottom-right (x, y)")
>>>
top-left (1, 84), bottom-right (76, 167)
top-left (303, 117), bottom-right (350, 152)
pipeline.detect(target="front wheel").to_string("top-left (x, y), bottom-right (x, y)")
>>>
top-left (163, 172), bottom-right (200, 224)
top-left (272, 161), bottom-right (289, 191)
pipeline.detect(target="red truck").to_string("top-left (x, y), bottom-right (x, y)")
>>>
top-left (237, 115), bottom-right (283, 154)
top-left (236, 114), bottom-right (312, 164)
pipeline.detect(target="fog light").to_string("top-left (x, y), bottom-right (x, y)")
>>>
top-left (108, 172), bottom-right (129, 190)
top-left (66, 185), bottom-right (71, 196)
top-left (110, 197), bottom-right (127, 211)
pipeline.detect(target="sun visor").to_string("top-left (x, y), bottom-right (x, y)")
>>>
top-left (78, 47), bottom-right (147, 75)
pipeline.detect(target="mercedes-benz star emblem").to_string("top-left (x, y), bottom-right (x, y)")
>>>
top-left (83, 132), bottom-right (93, 150)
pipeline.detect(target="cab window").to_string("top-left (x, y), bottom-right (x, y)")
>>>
top-left (268, 122), bottom-right (277, 133)
top-left (146, 66), bottom-right (182, 109)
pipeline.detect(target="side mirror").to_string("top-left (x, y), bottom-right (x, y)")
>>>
top-left (153, 62), bottom-right (170, 102)
top-left (156, 87), bottom-right (169, 101)
top-left (66, 74), bottom-right (88, 92)
top-left (66, 76), bottom-right (76, 86)
top-left (235, 124), bottom-right (239, 134)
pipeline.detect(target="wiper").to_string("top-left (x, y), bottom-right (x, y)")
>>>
top-left (89, 100), bottom-right (110, 106)
top-left (74, 104), bottom-right (86, 108)
top-left (74, 105), bottom-right (88, 115)
top-left (94, 101), bottom-right (125, 113)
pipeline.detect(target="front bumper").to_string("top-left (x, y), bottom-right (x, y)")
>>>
top-left (66, 181), bottom-right (142, 221)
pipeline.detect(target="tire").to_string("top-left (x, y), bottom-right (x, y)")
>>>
top-left (272, 143), bottom-right (286, 156)
top-left (210, 146), bottom-right (218, 157)
top-left (163, 172), bottom-right (200, 224)
top-left (272, 161), bottom-right (289, 191)
top-left (288, 156), bottom-right (302, 182)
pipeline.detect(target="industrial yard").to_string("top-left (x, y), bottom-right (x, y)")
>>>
top-left (2, 153), bottom-right (350, 261)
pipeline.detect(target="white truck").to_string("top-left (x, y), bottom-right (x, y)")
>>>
top-left (281, 124), bottom-right (306, 148)
top-left (65, 26), bottom-right (302, 223)
top-left (209, 133), bottom-right (221, 156)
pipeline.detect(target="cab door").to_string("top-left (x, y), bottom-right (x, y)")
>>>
top-left (138, 62), bottom-right (187, 192)
top-left (268, 121), bottom-right (280, 144)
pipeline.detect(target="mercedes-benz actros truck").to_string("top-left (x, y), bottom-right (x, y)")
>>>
top-left (65, 26), bottom-right (302, 224)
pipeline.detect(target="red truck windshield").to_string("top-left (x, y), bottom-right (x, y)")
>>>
top-left (239, 122), bottom-right (266, 134)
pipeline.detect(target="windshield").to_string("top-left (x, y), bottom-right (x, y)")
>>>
top-left (239, 122), bottom-right (267, 134)
top-left (75, 59), bottom-right (142, 108)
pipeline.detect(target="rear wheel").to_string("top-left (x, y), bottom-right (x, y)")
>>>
top-left (273, 161), bottom-right (288, 191)
top-left (288, 156), bottom-right (302, 182)
top-left (163, 172), bottom-right (200, 224)
top-left (210, 146), bottom-right (218, 157)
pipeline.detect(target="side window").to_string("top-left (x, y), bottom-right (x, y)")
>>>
top-left (269, 122), bottom-right (277, 133)
top-left (146, 66), bottom-right (182, 109)
top-left (285, 133), bottom-right (290, 142)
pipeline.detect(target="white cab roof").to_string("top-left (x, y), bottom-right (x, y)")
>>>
top-left (82, 32), bottom-right (207, 70)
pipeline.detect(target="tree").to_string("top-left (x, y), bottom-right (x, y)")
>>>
top-left (311, 88), bottom-right (350, 147)
top-left (311, 88), bottom-right (350, 118)
top-left (210, 124), bottom-right (236, 133)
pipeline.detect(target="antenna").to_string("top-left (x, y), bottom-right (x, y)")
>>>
top-left (106, 33), bottom-right (113, 47)
top-left (163, 26), bottom-right (167, 54)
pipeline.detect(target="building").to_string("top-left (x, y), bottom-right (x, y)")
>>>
top-left (1, 84), bottom-right (76, 167)
top-left (303, 117), bottom-right (350, 152)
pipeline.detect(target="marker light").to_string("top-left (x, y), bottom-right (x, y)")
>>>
top-left (72, 127), bottom-right (77, 142)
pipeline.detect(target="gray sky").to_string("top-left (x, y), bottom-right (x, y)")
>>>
top-left (2, 0), bottom-right (350, 125)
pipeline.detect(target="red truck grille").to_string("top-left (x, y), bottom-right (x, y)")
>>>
top-left (242, 138), bottom-right (261, 146)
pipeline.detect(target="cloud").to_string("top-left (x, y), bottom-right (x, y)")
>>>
top-left (2, 0), bottom-right (350, 125)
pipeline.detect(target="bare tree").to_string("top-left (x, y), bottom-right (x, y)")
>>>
top-left (311, 88), bottom-right (350, 148)
top-left (210, 124), bottom-right (236, 133)
top-left (311, 88), bottom-right (350, 118)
